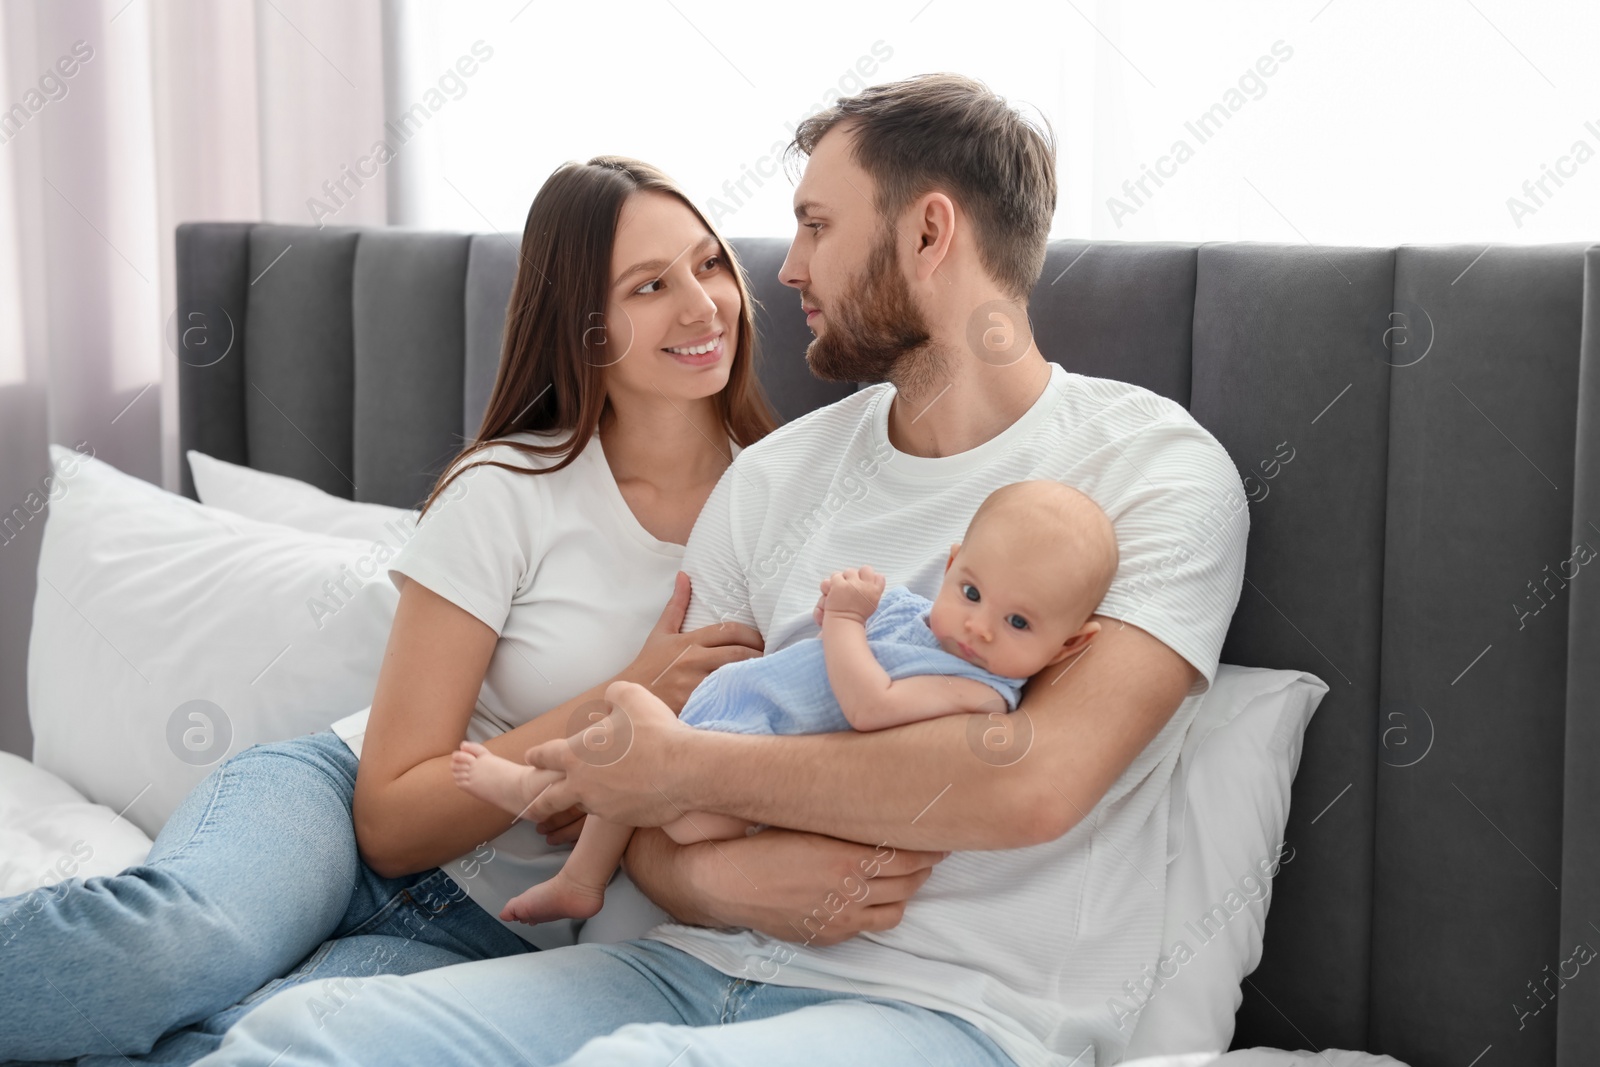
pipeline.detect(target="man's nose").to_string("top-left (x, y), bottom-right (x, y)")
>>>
top-left (779, 243), bottom-right (806, 290)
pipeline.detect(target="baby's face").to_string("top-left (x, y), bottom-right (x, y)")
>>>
top-left (926, 541), bottom-right (1092, 680)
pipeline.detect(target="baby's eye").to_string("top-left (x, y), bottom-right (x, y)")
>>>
top-left (1006, 614), bottom-right (1029, 631)
top-left (961, 583), bottom-right (979, 602)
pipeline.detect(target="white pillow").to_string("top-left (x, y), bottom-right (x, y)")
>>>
top-left (186, 449), bottom-right (418, 543)
top-left (0, 749), bottom-right (154, 895)
top-left (1122, 664), bottom-right (1329, 1058)
top-left (28, 445), bottom-right (402, 838)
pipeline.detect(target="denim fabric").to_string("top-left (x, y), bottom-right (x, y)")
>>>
top-left (192, 938), bottom-right (1017, 1066)
top-left (0, 730), bottom-right (532, 1066)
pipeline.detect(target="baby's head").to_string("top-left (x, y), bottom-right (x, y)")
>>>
top-left (928, 480), bottom-right (1119, 679)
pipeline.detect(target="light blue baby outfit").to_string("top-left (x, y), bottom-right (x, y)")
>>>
top-left (679, 585), bottom-right (1030, 736)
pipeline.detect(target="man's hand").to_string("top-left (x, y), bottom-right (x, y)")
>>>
top-left (623, 826), bottom-right (947, 947)
top-left (522, 679), bottom-right (695, 826)
top-left (534, 806), bottom-right (586, 846)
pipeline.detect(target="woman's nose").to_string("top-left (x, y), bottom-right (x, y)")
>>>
top-left (681, 278), bottom-right (717, 323)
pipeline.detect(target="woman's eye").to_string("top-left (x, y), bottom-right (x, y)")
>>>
top-left (633, 278), bottom-right (663, 295)
top-left (961, 583), bottom-right (979, 602)
top-left (700, 254), bottom-right (723, 272)
top-left (1006, 614), bottom-right (1029, 631)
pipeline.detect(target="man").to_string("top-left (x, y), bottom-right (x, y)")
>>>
top-left (203, 72), bottom-right (1247, 1067)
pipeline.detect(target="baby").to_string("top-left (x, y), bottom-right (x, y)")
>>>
top-left (452, 479), bottom-right (1119, 925)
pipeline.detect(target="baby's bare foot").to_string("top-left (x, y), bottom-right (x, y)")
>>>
top-left (451, 741), bottom-right (552, 820)
top-left (500, 873), bottom-right (606, 925)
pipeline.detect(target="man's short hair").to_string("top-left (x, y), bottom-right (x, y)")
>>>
top-left (788, 73), bottom-right (1057, 301)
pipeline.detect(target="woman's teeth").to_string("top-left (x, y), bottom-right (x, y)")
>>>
top-left (666, 339), bottom-right (719, 356)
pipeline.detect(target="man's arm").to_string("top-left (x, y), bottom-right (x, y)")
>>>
top-left (529, 616), bottom-right (1196, 852)
top-left (621, 824), bottom-right (949, 946)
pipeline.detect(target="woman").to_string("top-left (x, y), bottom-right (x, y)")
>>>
top-left (0, 156), bottom-right (774, 1064)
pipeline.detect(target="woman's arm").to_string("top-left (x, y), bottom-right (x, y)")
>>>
top-left (351, 579), bottom-right (611, 878)
top-left (355, 572), bottom-right (762, 879)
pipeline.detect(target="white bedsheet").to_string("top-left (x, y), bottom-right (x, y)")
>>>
top-left (1125, 1050), bottom-right (1412, 1066)
top-left (0, 750), bottom-right (152, 896)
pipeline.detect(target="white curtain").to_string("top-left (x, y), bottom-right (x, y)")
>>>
top-left (392, 0), bottom-right (1600, 245)
top-left (0, 0), bottom-right (389, 756)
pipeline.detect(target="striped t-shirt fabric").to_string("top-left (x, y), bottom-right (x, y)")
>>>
top-left (647, 360), bottom-right (1249, 1067)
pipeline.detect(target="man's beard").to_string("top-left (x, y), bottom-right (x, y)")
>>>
top-left (806, 227), bottom-right (946, 393)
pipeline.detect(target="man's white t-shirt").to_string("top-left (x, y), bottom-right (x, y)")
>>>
top-left (330, 428), bottom-right (739, 949)
top-left (648, 361), bottom-right (1249, 1067)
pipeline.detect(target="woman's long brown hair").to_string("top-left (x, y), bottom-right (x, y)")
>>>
top-left (415, 156), bottom-right (778, 516)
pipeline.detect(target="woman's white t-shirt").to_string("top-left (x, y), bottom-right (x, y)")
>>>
top-left (329, 427), bottom-right (739, 949)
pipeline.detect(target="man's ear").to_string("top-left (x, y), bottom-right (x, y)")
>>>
top-left (913, 192), bottom-right (956, 283)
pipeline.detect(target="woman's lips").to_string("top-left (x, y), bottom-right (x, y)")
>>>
top-left (665, 337), bottom-right (724, 366)
top-left (665, 329), bottom-right (722, 350)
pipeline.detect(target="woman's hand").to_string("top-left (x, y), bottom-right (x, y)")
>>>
top-left (625, 826), bottom-right (946, 947)
top-left (620, 571), bottom-right (763, 714)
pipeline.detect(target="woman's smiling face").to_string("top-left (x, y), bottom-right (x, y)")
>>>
top-left (599, 190), bottom-right (742, 407)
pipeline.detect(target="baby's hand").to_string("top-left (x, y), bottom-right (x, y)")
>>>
top-left (821, 566), bottom-right (886, 625)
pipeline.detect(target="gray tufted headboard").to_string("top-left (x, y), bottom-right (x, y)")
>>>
top-left (175, 222), bottom-right (1600, 1067)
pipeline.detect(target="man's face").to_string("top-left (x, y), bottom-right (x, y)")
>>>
top-left (779, 127), bottom-right (934, 385)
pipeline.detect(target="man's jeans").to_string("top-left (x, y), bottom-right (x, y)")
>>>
top-left (0, 731), bottom-right (532, 1066)
top-left (193, 937), bottom-right (1018, 1066)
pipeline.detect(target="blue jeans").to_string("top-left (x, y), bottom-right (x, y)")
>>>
top-left (193, 937), bottom-right (1017, 1066)
top-left (0, 730), bottom-right (533, 1066)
